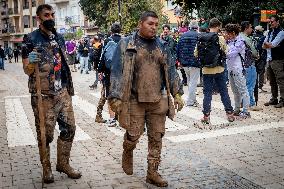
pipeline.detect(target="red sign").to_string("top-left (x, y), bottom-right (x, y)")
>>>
top-left (261, 10), bottom-right (277, 22)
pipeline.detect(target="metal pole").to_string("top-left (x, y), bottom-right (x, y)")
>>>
top-left (118, 0), bottom-right (122, 25)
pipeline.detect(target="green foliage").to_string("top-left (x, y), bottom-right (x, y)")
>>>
top-left (76, 28), bottom-right (84, 39)
top-left (79, 0), bottom-right (167, 34)
top-left (64, 32), bottom-right (76, 41)
top-left (171, 0), bottom-right (284, 24)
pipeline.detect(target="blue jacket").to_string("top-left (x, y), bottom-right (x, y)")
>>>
top-left (22, 29), bottom-right (74, 96)
top-left (177, 29), bottom-right (200, 67)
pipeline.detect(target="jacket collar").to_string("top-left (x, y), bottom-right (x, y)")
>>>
top-left (127, 31), bottom-right (165, 50)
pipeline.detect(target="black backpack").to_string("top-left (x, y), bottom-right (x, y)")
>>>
top-left (197, 32), bottom-right (223, 68)
top-left (239, 40), bottom-right (255, 68)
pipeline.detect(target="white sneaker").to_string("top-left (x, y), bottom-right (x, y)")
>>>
top-left (106, 118), bottom-right (117, 127)
top-left (187, 102), bottom-right (198, 107)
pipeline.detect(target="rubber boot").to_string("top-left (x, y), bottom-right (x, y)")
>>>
top-left (146, 160), bottom-right (168, 187)
top-left (95, 96), bottom-right (106, 123)
top-left (40, 145), bottom-right (54, 183)
top-left (56, 138), bottom-right (82, 179)
top-left (95, 113), bottom-right (106, 123)
top-left (122, 135), bottom-right (138, 175)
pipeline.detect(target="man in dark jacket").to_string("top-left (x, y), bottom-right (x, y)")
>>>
top-left (177, 20), bottom-right (200, 107)
top-left (94, 22), bottom-right (122, 125)
top-left (253, 25), bottom-right (267, 93)
top-left (13, 47), bottom-right (19, 63)
top-left (108, 11), bottom-right (184, 187)
top-left (263, 15), bottom-right (284, 108)
top-left (22, 4), bottom-right (81, 183)
top-left (78, 38), bottom-right (90, 74)
top-left (0, 45), bottom-right (5, 70)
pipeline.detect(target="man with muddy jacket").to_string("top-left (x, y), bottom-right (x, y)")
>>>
top-left (108, 11), bottom-right (184, 187)
top-left (22, 4), bottom-right (81, 183)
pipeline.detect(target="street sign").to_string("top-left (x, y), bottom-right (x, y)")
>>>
top-left (261, 10), bottom-right (277, 22)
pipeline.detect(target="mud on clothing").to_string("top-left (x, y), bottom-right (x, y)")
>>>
top-left (22, 29), bottom-right (76, 143)
top-left (22, 29), bottom-right (74, 96)
top-left (131, 35), bottom-right (164, 102)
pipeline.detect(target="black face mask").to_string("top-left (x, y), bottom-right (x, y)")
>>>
top-left (42, 19), bottom-right (55, 31)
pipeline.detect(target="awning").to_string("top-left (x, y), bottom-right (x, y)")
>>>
top-left (10, 36), bottom-right (23, 43)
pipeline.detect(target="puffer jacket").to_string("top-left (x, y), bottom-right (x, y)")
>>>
top-left (177, 29), bottom-right (200, 67)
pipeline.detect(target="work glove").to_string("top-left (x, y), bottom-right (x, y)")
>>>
top-left (109, 98), bottom-right (122, 114)
top-left (25, 63), bottom-right (35, 76)
top-left (174, 93), bottom-right (184, 112)
top-left (28, 51), bottom-right (41, 64)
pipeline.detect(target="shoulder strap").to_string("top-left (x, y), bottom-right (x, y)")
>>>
top-left (234, 40), bottom-right (246, 73)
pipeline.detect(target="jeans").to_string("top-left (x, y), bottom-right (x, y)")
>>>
top-left (203, 72), bottom-right (233, 115)
top-left (0, 58), bottom-right (4, 69)
top-left (245, 65), bottom-right (257, 106)
top-left (183, 67), bottom-right (200, 105)
top-left (224, 62), bottom-right (229, 83)
top-left (229, 70), bottom-right (250, 112)
top-left (80, 56), bottom-right (89, 73)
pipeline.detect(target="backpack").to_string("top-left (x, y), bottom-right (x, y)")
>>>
top-left (197, 32), bottom-right (223, 68)
top-left (103, 38), bottom-right (118, 69)
top-left (238, 40), bottom-right (254, 68)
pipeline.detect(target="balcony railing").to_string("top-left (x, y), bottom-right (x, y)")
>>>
top-left (8, 8), bottom-right (13, 15)
top-left (1, 26), bottom-right (15, 34)
top-left (7, 7), bottom-right (19, 15)
top-left (1, 8), bottom-right (8, 17)
top-left (23, 4), bottom-right (29, 9)
top-left (54, 0), bottom-right (69, 3)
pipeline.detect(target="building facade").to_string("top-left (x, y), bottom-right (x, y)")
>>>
top-left (44, 0), bottom-right (85, 34)
top-left (0, 0), bottom-right (87, 48)
top-left (161, 0), bottom-right (198, 29)
top-left (0, 0), bottom-right (44, 48)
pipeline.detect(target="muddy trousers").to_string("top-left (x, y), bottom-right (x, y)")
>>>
top-left (123, 131), bottom-right (163, 168)
top-left (95, 85), bottom-right (109, 124)
top-left (31, 89), bottom-right (80, 181)
top-left (122, 97), bottom-right (168, 172)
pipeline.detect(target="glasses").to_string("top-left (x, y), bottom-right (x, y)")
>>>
top-left (269, 20), bottom-right (276, 24)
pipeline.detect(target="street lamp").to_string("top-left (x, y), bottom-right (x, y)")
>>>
top-left (253, 7), bottom-right (260, 27)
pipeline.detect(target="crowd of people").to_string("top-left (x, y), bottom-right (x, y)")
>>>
top-left (18, 2), bottom-right (283, 187)
top-left (0, 45), bottom-right (20, 69)
top-left (157, 16), bottom-right (284, 126)
top-left (60, 14), bottom-right (284, 127)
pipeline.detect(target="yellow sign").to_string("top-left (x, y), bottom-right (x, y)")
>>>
top-left (261, 10), bottom-right (277, 22)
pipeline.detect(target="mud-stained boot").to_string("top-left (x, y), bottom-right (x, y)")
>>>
top-left (122, 135), bottom-right (137, 175)
top-left (39, 145), bottom-right (54, 183)
top-left (56, 138), bottom-right (82, 179)
top-left (95, 114), bottom-right (106, 123)
top-left (146, 160), bottom-right (168, 187)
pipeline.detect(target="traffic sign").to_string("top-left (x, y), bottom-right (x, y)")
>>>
top-left (261, 10), bottom-right (277, 22)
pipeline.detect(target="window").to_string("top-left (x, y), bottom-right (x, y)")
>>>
top-left (32, 16), bottom-right (37, 27)
top-left (23, 0), bottom-right (29, 9)
top-left (23, 15), bottom-right (30, 28)
top-left (32, 0), bottom-right (36, 7)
